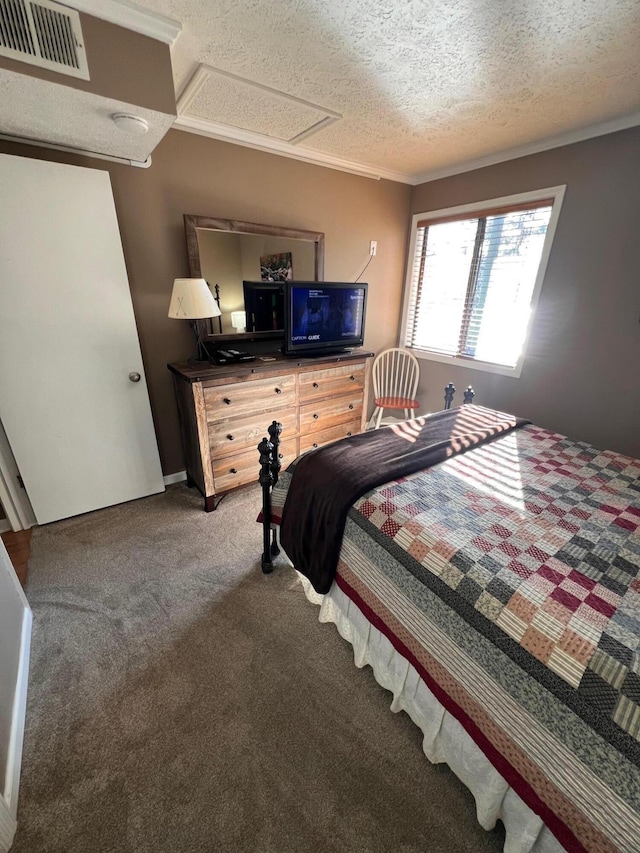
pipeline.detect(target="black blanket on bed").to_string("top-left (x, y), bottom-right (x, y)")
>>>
top-left (280, 406), bottom-right (530, 593)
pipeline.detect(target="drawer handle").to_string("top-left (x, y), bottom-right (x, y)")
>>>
top-left (279, 453), bottom-right (283, 459)
top-left (227, 434), bottom-right (234, 441)
top-left (313, 413), bottom-right (319, 420)
top-left (350, 375), bottom-right (355, 381)
top-left (230, 468), bottom-right (237, 474)
top-left (348, 404), bottom-right (354, 410)
top-left (275, 387), bottom-right (282, 394)
top-left (312, 443), bottom-right (318, 449)
top-left (312, 382), bottom-right (319, 388)
top-left (347, 431), bottom-right (352, 436)
top-left (223, 397), bottom-right (231, 405)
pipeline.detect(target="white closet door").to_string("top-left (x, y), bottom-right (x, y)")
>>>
top-left (0, 154), bottom-right (164, 524)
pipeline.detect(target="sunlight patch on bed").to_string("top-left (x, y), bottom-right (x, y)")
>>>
top-left (389, 418), bottom-right (427, 442)
top-left (446, 431), bottom-right (526, 513)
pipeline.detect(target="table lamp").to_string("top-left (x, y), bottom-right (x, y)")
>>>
top-left (168, 278), bottom-right (221, 362)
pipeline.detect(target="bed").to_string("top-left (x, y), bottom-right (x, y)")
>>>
top-left (257, 393), bottom-right (640, 853)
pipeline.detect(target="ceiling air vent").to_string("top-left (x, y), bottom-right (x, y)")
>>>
top-left (0, 0), bottom-right (89, 80)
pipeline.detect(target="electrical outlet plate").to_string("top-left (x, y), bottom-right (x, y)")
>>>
top-left (370, 240), bottom-right (377, 256)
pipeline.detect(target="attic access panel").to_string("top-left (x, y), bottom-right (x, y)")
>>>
top-left (178, 64), bottom-right (341, 144)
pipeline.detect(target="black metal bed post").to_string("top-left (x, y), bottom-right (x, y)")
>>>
top-left (268, 421), bottom-right (282, 557)
top-left (444, 383), bottom-right (456, 410)
top-left (463, 386), bottom-right (475, 405)
top-left (213, 283), bottom-right (222, 333)
top-left (259, 421), bottom-right (283, 573)
top-left (258, 435), bottom-right (275, 573)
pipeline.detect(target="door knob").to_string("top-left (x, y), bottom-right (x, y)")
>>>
top-left (129, 372), bottom-right (141, 382)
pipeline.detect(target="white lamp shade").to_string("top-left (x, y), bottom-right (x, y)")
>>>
top-left (231, 310), bottom-right (246, 332)
top-left (168, 278), bottom-right (221, 320)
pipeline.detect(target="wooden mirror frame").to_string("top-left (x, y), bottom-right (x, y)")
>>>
top-left (184, 215), bottom-right (325, 342)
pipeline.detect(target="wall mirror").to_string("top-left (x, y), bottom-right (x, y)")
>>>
top-left (184, 215), bottom-right (325, 341)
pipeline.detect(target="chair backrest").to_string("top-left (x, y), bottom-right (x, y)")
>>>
top-left (372, 347), bottom-right (420, 401)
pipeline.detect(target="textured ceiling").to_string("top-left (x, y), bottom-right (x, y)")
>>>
top-left (142, 0), bottom-right (640, 179)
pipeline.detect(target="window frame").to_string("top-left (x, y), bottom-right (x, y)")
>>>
top-left (400, 185), bottom-right (566, 378)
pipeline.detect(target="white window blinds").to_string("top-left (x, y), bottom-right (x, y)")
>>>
top-left (404, 200), bottom-right (554, 369)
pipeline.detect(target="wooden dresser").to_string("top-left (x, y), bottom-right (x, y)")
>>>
top-left (168, 351), bottom-right (373, 510)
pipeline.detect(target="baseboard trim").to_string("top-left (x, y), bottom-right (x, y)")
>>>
top-left (0, 520), bottom-right (11, 534)
top-left (163, 471), bottom-right (187, 486)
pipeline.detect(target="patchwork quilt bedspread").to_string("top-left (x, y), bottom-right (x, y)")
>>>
top-left (270, 423), bottom-right (640, 852)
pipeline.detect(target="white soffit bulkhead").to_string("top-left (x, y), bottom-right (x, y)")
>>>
top-left (0, 69), bottom-right (175, 162)
top-left (0, 0), bottom-right (182, 164)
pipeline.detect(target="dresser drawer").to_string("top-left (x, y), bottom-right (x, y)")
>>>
top-left (299, 394), bottom-right (363, 434)
top-left (204, 374), bottom-right (296, 421)
top-left (212, 440), bottom-right (297, 492)
top-left (209, 409), bottom-right (298, 458)
top-left (299, 362), bottom-right (366, 402)
top-left (299, 419), bottom-right (361, 453)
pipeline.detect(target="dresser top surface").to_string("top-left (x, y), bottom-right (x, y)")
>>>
top-left (168, 350), bottom-right (374, 384)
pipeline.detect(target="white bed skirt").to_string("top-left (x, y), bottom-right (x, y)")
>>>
top-left (297, 572), bottom-right (566, 853)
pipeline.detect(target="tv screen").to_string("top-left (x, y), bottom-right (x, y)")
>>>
top-left (284, 281), bottom-right (368, 355)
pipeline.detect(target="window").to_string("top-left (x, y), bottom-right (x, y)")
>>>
top-left (402, 187), bottom-right (565, 377)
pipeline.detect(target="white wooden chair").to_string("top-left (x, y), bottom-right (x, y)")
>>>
top-left (370, 347), bottom-right (420, 429)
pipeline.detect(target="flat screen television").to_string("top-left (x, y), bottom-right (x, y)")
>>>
top-left (283, 281), bottom-right (368, 356)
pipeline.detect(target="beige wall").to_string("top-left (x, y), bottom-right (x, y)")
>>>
top-left (0, 130), bottom-right (410, 475)
top-left (4, 120), bottom-right (634, 483)
top-left (410, 127), bottom-right (640, 459)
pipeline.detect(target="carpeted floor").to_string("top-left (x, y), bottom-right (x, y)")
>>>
top-left (14, 482), bottom-right (505, 853)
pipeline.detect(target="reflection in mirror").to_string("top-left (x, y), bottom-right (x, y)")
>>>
top-left (243, 281), bottom-right (285, 333)
top-left (183, 216), bottom-right (325, 339)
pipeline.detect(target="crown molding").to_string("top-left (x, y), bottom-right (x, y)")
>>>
top-left (64, 0), bottom-right (182, 45)
top-left (174, 107), bottom-right (640, 187)
top-left (172, 115), bottom-right (413, 183)
top-left (409, 110), bottom-right (640, 185)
